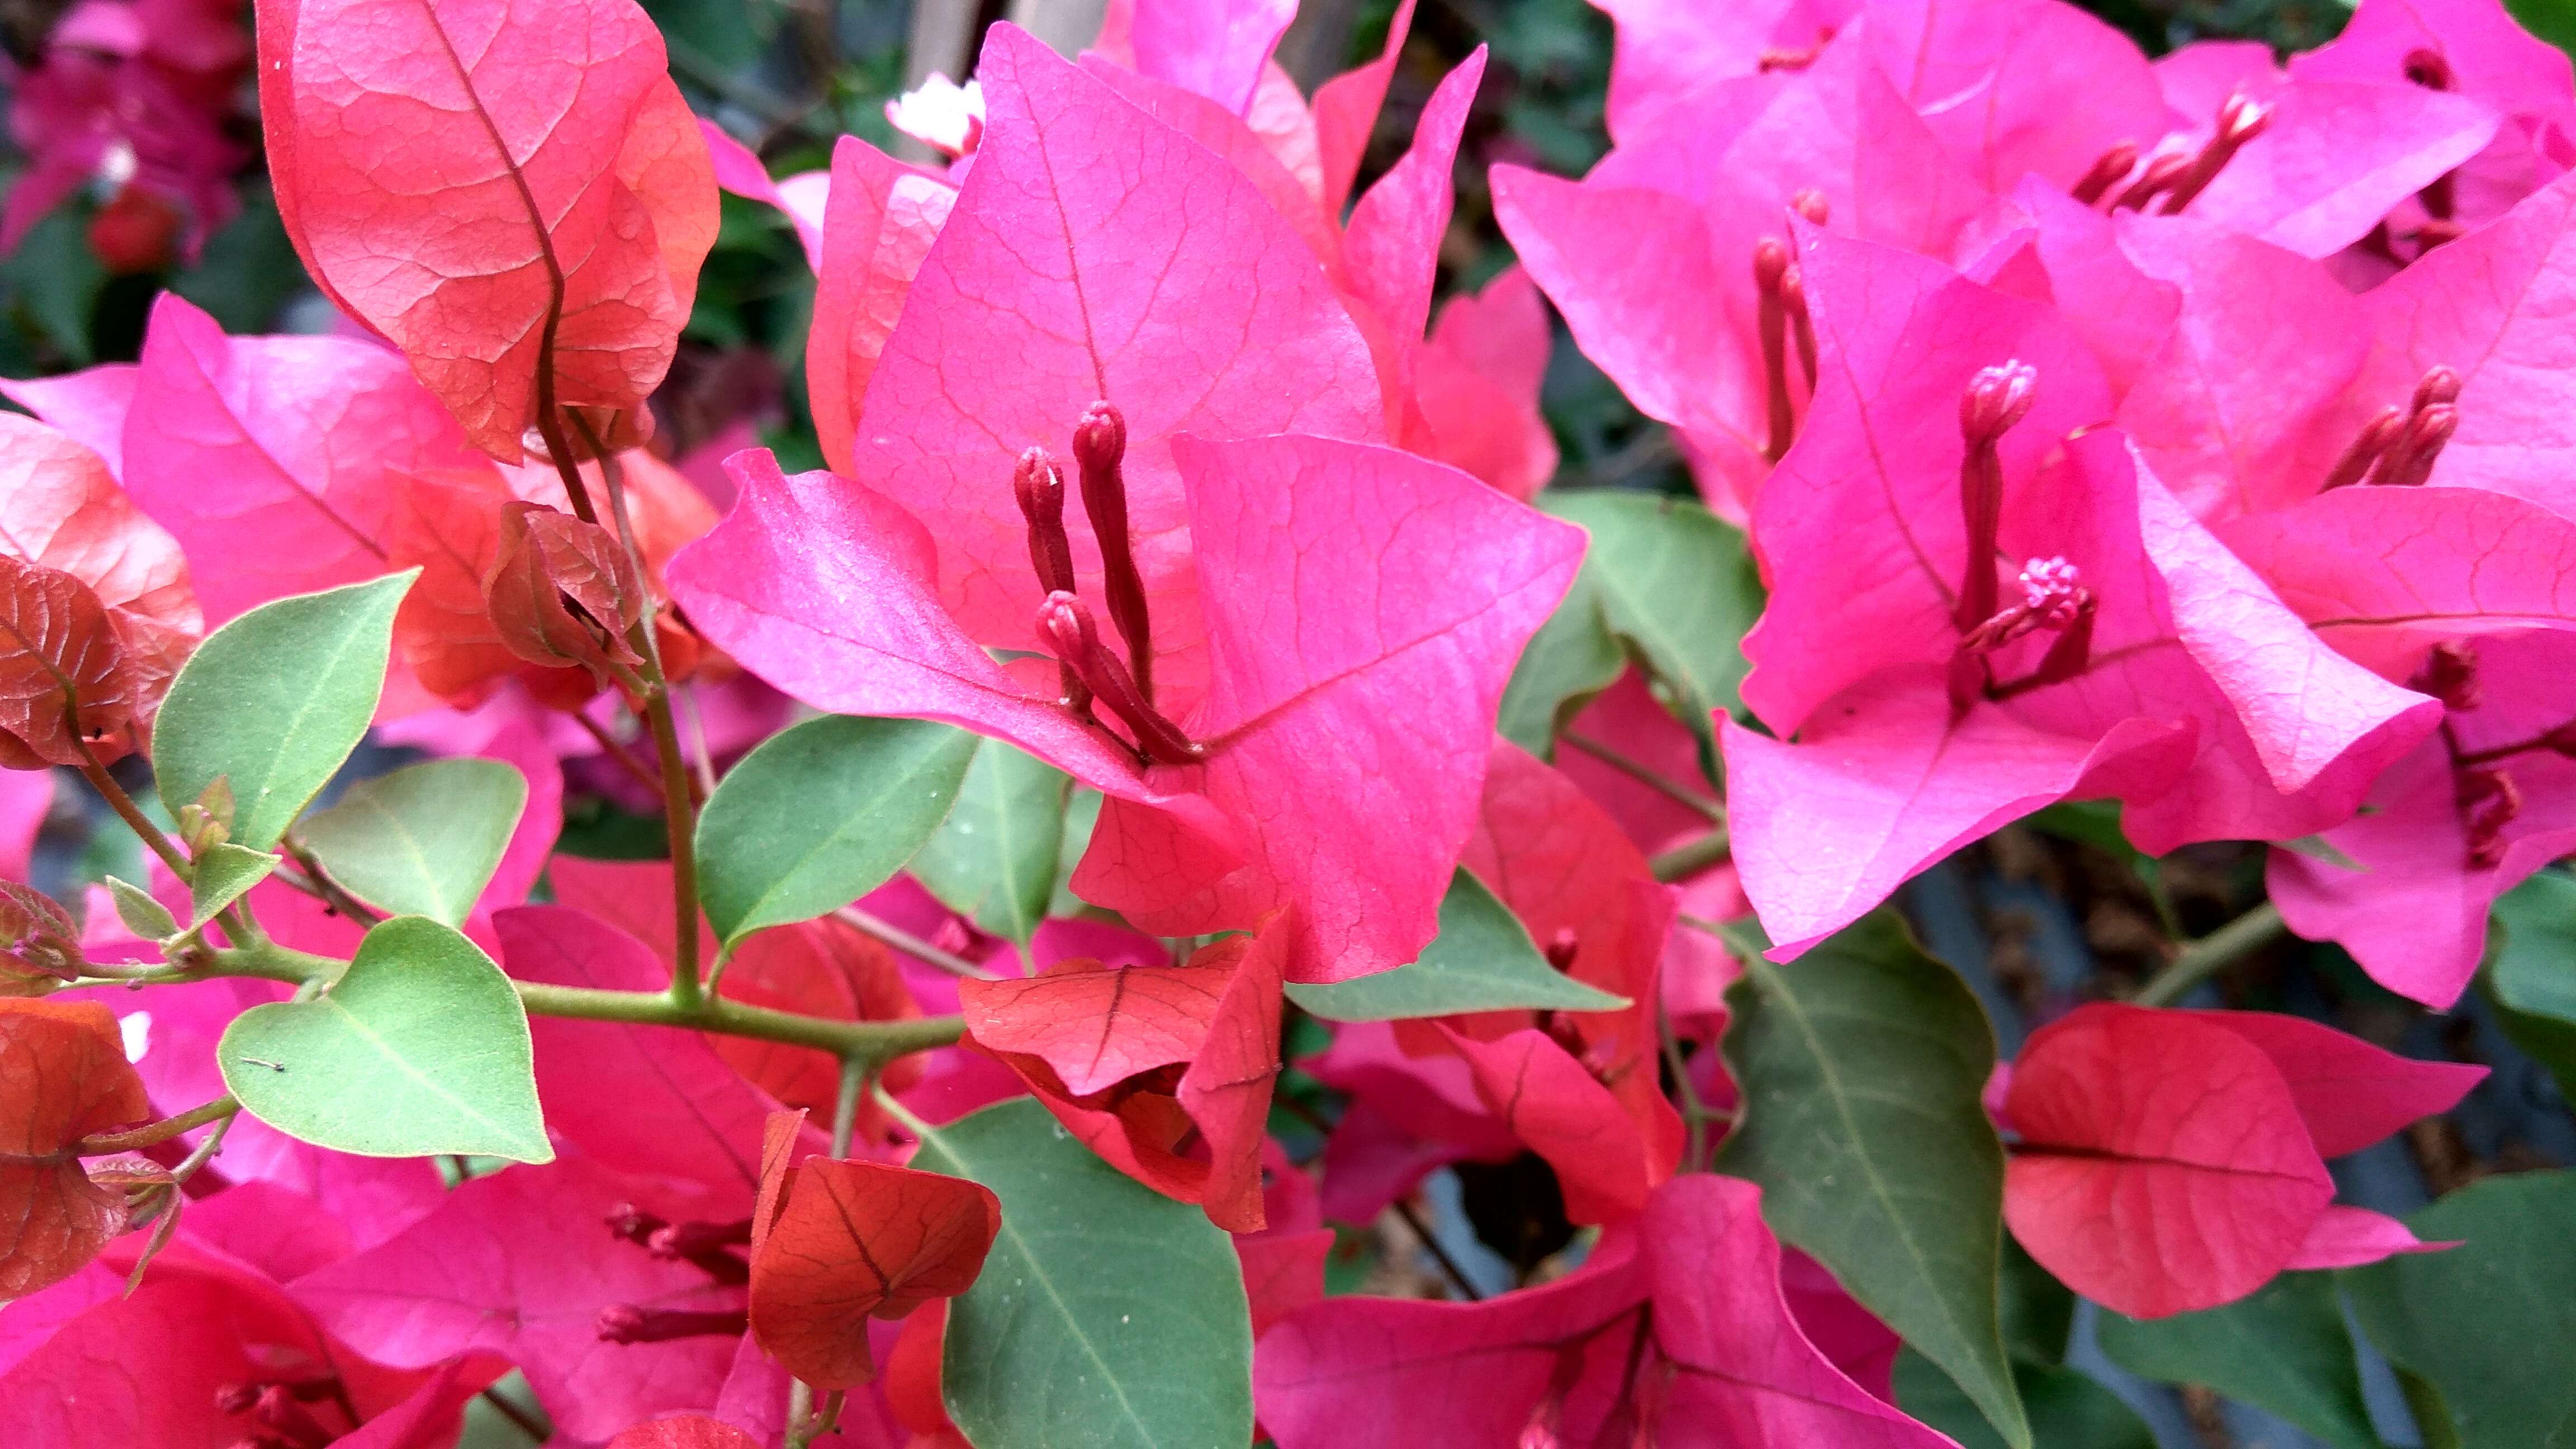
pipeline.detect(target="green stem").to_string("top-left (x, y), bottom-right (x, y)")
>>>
top-left (75, 745), bottom-right (191, 884)
top-left (77, 1094), bottom-right (238, 1154)
top-left (2131, 901), bottom-right (2288, 1008)
top-left (831, 1057), bottom-right (868, 1158)
top-left (1651, 828), bottom-right (1734, 883)
top-left (200, 938), bottom-right (963, 1065)
top-left (1658, 1001), bottom-right (1718, 1173)
top-left (1561, 730), bottom-right (1725, 825)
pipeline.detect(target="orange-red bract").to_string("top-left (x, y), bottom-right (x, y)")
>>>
top-left (255, 0), bottom-right (719, 461)
top-left (485, 501), bottom-right (647, 680)
top-left (746, 1125), bottom-right (1001, 1391)
top-left (0, 414), bottom-right (198, 708)
top-left (958, 914), bottom-right (1287, 1232)
top-left (0, 999), bottom-right (150, 1295)
top-left (0, 882), bottom-right (81, 991)
top-left (0, 555), bottom-right (135, 770)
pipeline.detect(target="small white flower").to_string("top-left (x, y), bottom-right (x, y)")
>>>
top-left (886, 74), bottom-right (986, 159)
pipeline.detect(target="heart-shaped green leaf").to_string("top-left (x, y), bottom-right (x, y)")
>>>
top-left (912, 1097), bottom-right (1253, 1449)
top-left (908, 739), bottom-right (1069, 945)
top-left (187, 842), bottom-right (278, 929)
top-left (297, 758), bottom-right (529, 925)
top-left (1285, 868), bottom-right (1628, 1021)
top-left (153, 572), bottom-right (416, 850)
top-left (695, 714), bottom-right (978, 948)
top-left (218, 915), bottom-right (550, 1162)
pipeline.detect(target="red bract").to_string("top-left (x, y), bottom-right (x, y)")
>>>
top-left (960, 916), bottom-right (1286, 1229)
top-left (1718, 230), bottom-right (2436, 957)
top-left (0, 1001), bottom-right (146, 1295)
top-left (1257, 1173), bottom-right (1951, 1447)
top-left (255, 0), bottom-right (718, 460)
top-left (746, 1120), bottom-right (1000, 1389)
top-left (2000, 1004), bottom-right (2476, 1317)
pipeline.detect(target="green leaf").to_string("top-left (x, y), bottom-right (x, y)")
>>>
top-left (1542, 489), bottom-right (1763, 744)
top-left (694, 714), bottom-right (978, 949)
top-left (1716, 912), bottom-right (2028, 1449)
top-left (2485, 872), bottom-right (2576, 1101)
top-left (153, 574), bottom-right (416, 850)
top-left (217, 915), bottom-right (551, 1162)
top-left (1285, 868), bottom-right (1628, 1021)
top-left (908, 740), bottom-right (1068, 945)
top-left (1497, 566), bottom-right (1625, 757)
top-left (1893, 1350), bottom-right (2154, 1449)
top-left (297, 759), bottom-right (529, 925)
top-left (911, 1097), bottom-right (1252, 1449)
top-left (2345, 1172), bottom-right (2576, 1449)
top-left (2096, 1273), bottom-right (2382, 1449)
top-left (1048, 788), bottom-right (1103, 917)
top-left (104, 877), bottom-right (177, 941)
top-left (187, 842), bottom-right (278, 929)
top-left (2489, 870), bottom-right (2576, 1023)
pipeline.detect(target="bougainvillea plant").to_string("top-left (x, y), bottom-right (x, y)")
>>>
top-left (0, 0), bottom-right (2572, 1444)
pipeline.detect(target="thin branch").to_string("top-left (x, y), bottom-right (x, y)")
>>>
top-left (1650, 828), bottom-right (1733, 883)
top-left (1390, 1197), bottom-right (1484, 1301)
top-left (280, 837), bottom-right (386, 926)
top-left (2132, 901), bottom-right (2288, 1008)
top-left (1561, 730), bottom-right (1726, 824)
top-left (834, 906), bottom-right (1001, 981)
top-left (830, 1056), bottom-right (868, 1159)
top-left (567, 413), bottom-right (704, 1012)
top-left (195, 936), bottom-right (965, 1063)
top-left (1658, 1002), bottom-right (1720, 1173)
top-left (570, 709), bottom-right (667, 799)
top-left (78, 1095), bottom-right (238, 1155)
top-left (74, 742), bottom-right (191, 883)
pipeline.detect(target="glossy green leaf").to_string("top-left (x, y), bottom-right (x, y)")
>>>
top-left (912, 1097), bottom-right (1252, 1449)
top-left (1542, 489), bottom-right (1762, 742)
top-left (217, 915), bottom-right (550, 1162)
top-left (2346, 1172), bottom-right (2576, 1449)
top-left (2097, 1273), bottom-right (2381, 1449)
top-left (1284, 868), bottom-right (1628, 1021)
top-left (187, 842), bottom-right (278, 929)
top-left (1496, 565), bottom-right (1625, 757)
top-left (297, 758), bottom-right (528, 925)
top-left (153, 573), bottom-right (416, 850)
top-left (908, 740), bottom-right (1068, 945)
top-left (105, 876), bottom-right (177, 941)
top-left (695, 714), bottom-right (978, 948)
top-left (1893, 1351), bottom-right (2153, 1449)
top-left (1716, 912), bottom-right (2028, 1449)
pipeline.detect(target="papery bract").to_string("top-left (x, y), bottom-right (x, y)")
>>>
top-left (2266, 631), bottom-right (2576, 1006)
top-left (959, 917), bottom-right (1285, 1230)
top-left (0, 1000), bottom-right (146, 1295)
top-left (1256, 1173), bottom-right (1952, 1446)
top-left (122, 293), bottom-right (485, 628)
top-left (256, 0), bottom-right (718, 459)
top-left (746, 1139), bottom-right (999, 1389)
top-left (2002, 1005), bottom-right (2339, 1317)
